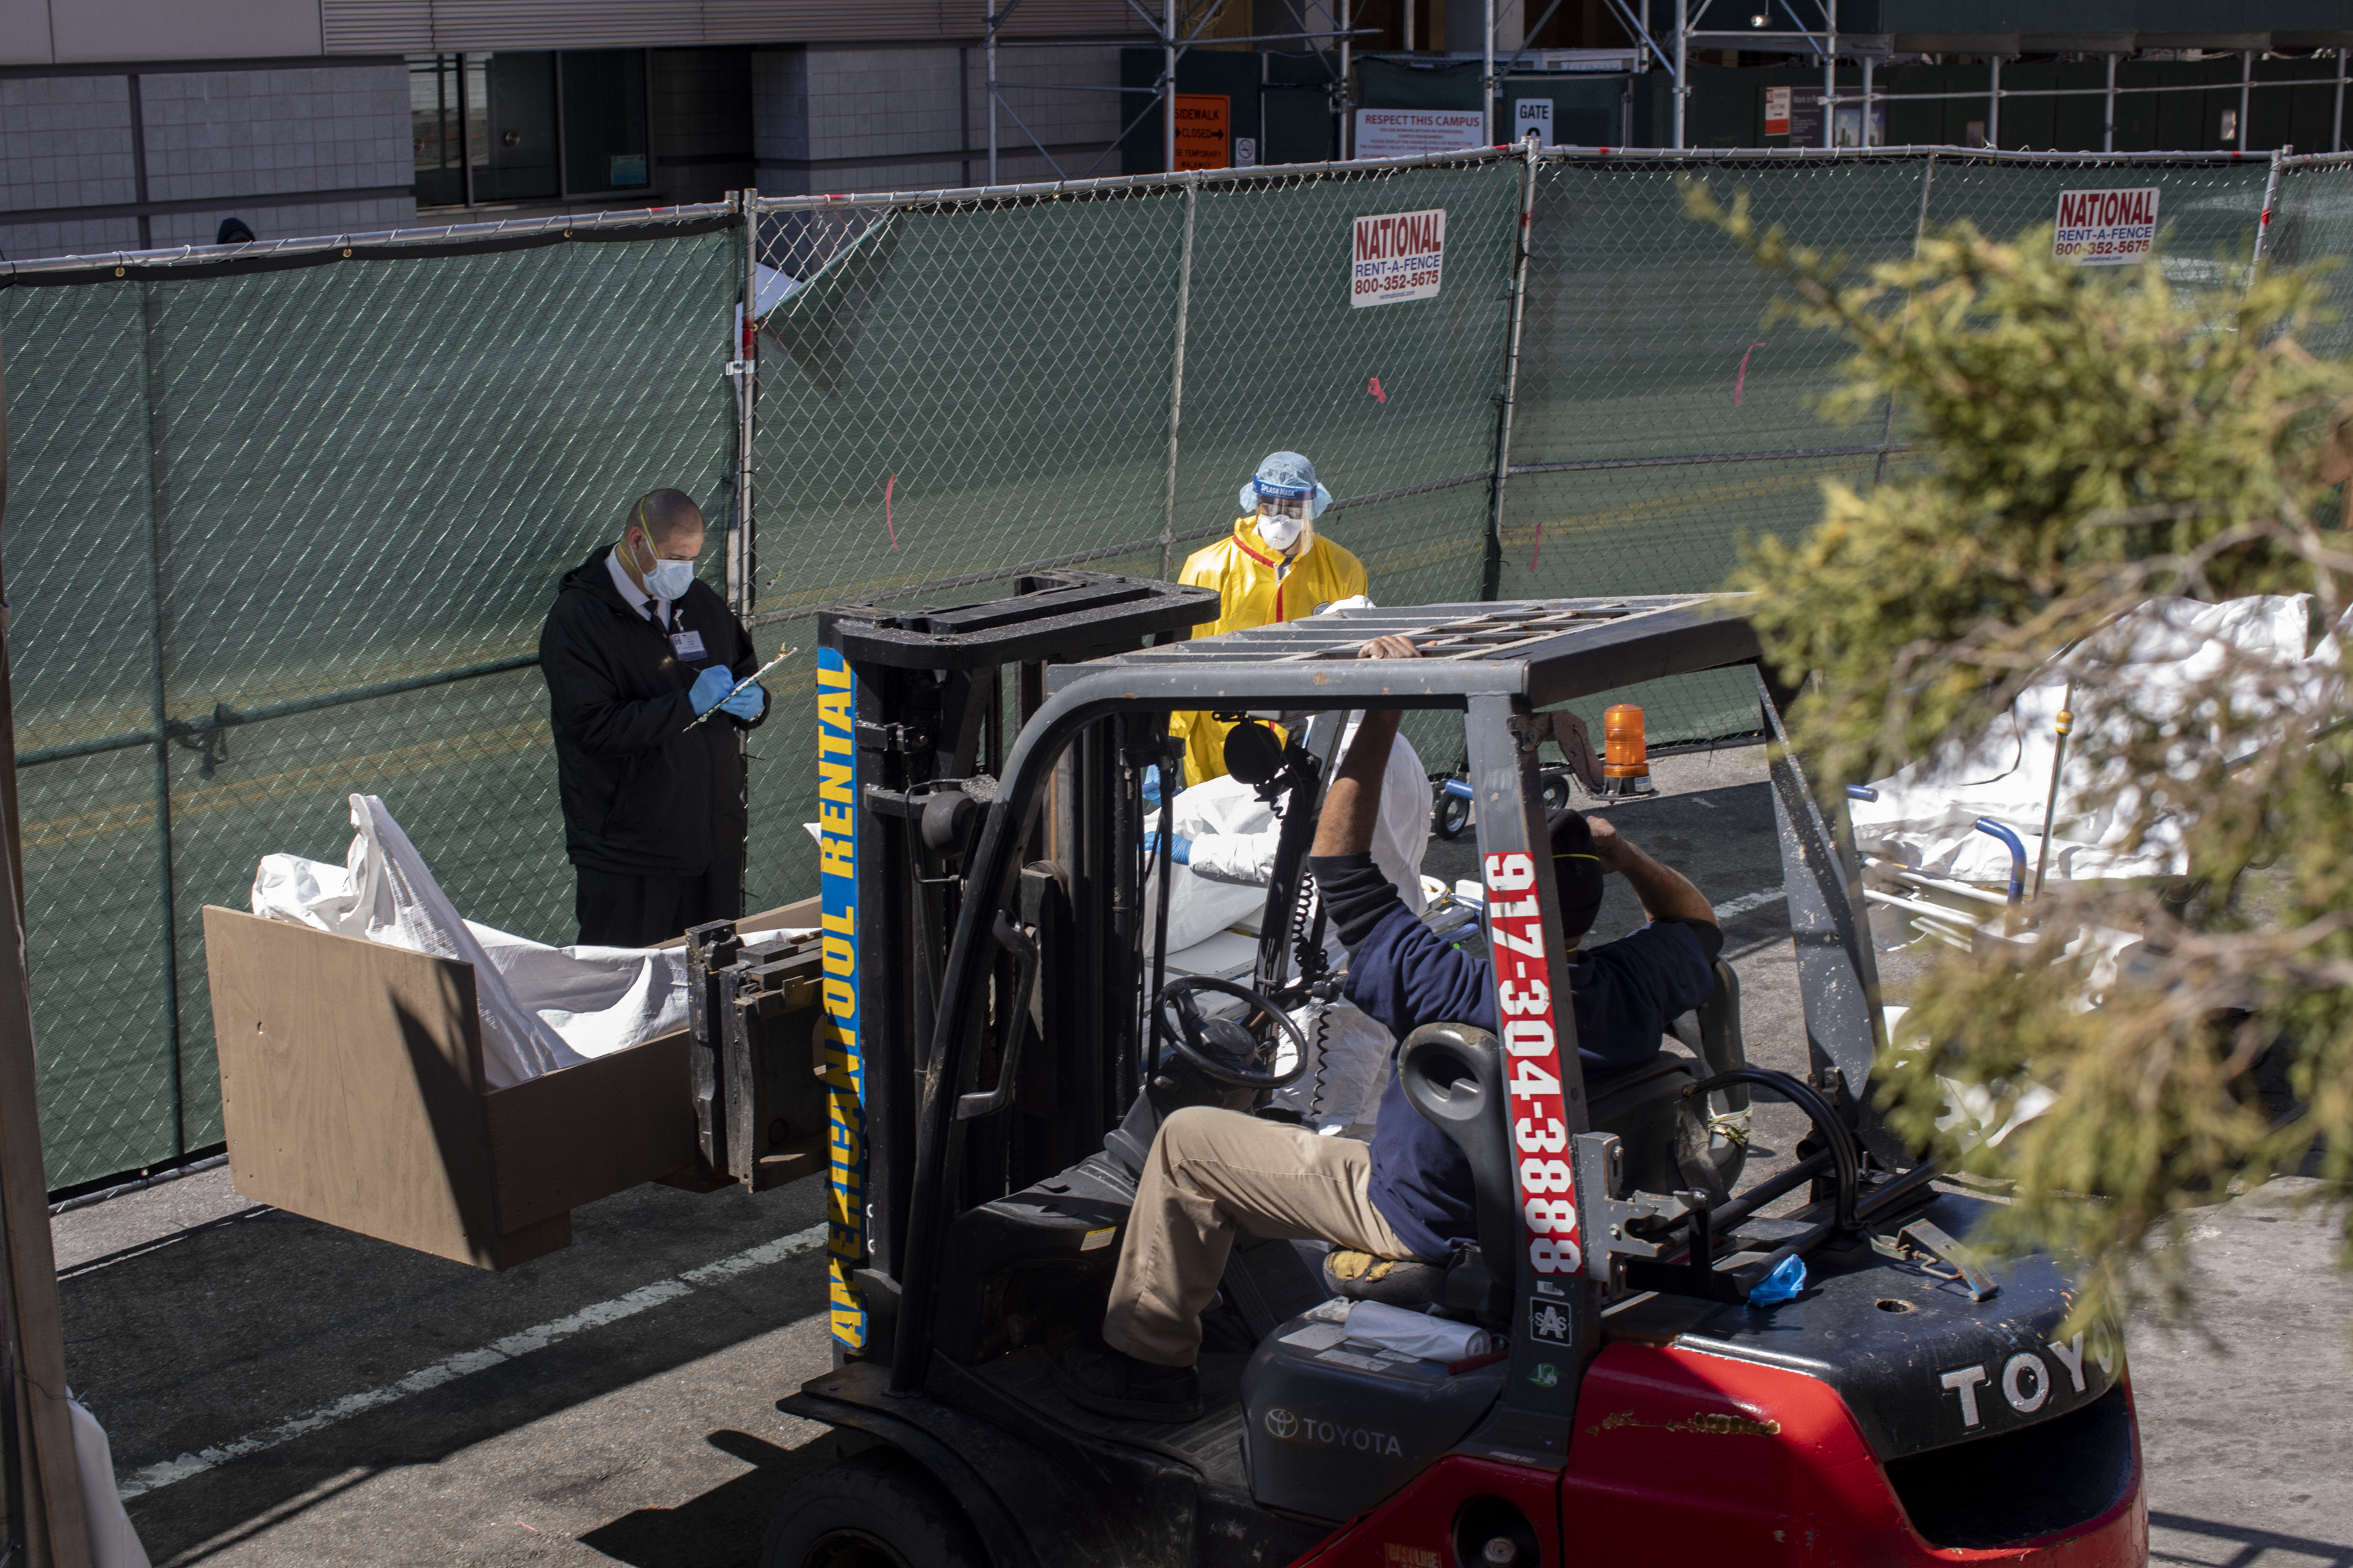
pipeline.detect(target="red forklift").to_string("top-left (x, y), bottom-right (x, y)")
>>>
top-left (734, 574), bottom-right (2145, 1567)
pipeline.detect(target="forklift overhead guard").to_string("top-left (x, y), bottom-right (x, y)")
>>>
top-left (760, 574), bottom-right (2147, 1568)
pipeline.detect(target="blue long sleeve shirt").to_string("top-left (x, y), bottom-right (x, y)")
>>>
top-left (1309, 853), bottom-right (1720, 1263)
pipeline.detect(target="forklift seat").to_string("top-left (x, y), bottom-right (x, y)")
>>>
top-left (1326, 961), bottom-right (1749, 1311)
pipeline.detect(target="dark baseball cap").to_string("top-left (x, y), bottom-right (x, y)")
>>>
top-left (1548, 808), bottom-right (1605, 943)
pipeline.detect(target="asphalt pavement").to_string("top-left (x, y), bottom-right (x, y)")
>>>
top-left (49, 744), bottom-right (2353, 1565)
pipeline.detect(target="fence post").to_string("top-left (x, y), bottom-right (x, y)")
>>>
top-left (138, 276), bottom-right (184, 1160)
top-left (0, 333), bottom-right (95, 1568)
top-left (733, 192), bottom-right (757, 620)
top-left (734, 193), bottom-right (758, 917)
top-left (1159, 171), bottom-right (1198, 581)
top-left (2254, 146), bottom-right (2286, 271)
top-left (1876, 150), bottom-right (1936, 489)
top-left (1481, 138), bottom-right (1542, 602)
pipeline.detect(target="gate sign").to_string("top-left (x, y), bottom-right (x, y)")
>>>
top-left (1483, 851), bottom-right (1582, 1280)
top-left (2054, 186), bottom-right (2160, 265)
top-left (1351, 208), bottom-right (1447, 308)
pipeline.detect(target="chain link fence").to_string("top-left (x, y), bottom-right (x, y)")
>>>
top-left (4, 211), bottom-right (740, 1186)
top-left (1499, 149), bottom-right (2280, 752)
top-left (9, 147), bottom-right (2345, 1189)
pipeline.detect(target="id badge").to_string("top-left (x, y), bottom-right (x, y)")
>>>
top-left (670, 628), bottom-right (707, 660)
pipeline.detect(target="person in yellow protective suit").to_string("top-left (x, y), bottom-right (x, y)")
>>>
top-left (1170, 451), bottom-right (1367, 786)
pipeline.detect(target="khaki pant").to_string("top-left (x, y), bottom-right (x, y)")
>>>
top-left (1104, 1106), bottom-right (1412, 1368)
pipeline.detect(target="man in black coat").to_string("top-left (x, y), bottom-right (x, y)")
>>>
top-left (539, 488), bottom-right (771, 946)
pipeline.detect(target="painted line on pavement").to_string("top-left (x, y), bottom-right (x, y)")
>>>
top-left (119, 1222), bottom-right (830, 1500)
top-left (1713, 885), bottom-right (1787, 920)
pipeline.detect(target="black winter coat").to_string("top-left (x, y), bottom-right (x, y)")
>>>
top-left (539, 548), bottom-right (767, 876)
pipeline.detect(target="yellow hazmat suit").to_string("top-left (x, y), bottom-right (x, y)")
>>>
top-left (1170, 518), bottom-right (1368, 786)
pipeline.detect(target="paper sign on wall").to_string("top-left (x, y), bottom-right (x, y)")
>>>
top-left (1513, 99), bottom-right (1552, 145)
top-left (1351, 208), bottom-right (1446, 308)
top-left (1763, 86), bottom-right (1790, 136)
top-left (2053, 186), bottom-right (2159, 265)
top-left (1353, 108), bottom-right (1487, 159)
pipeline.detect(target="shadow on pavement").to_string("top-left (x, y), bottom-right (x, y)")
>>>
top-left (2151, 1511), bottom-right (2353, 1567)
top-left (579, 1428), bottom-right (881, 1568)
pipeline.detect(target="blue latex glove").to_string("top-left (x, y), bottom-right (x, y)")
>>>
top-left (688, 665), bottom-right (737, 716)
top-left (1747, 1253), bottom-right (1806, 1307)
top-left (719, 681), bottom-right (766, 720)
top-left (1142, 765), bottom-right (1164, 807)
top-left (1144, 831), bottom-right (1191, 865)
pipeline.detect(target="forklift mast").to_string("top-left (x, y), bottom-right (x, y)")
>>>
top-left (814, 572), bottom-right (1220, 1356)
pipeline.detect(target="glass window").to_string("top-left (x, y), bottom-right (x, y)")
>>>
top-left (562, 51), bottom-right (651, 193)
top-left (409, 54), bottom-right (465, 208)
top-left (477, 52), bottom-right (559, 204)
top-left (407, 48), bottom-right (651, 209)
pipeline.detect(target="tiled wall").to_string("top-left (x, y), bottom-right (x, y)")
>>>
top-left (653, 47), bottom-right (755, 206)
top-left (0, 77), bottom-right (138, 217)
top-left (752, 42), bottom-right (1125, 198)
top-left (0, 61), bottom-right (415, 262)
top-left (141, 67), bottom-right (407, 204)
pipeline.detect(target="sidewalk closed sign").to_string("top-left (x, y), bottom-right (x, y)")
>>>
top-left (1351, 208), bottom-right (1446, 307)
top-left (1174, 93), bottom-right (1229, 170)
top-left (2053, 186), bottom-right (2159, 265)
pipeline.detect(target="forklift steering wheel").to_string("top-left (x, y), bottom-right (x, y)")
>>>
top-left (1152, 977), bottom-right (1311, 1090)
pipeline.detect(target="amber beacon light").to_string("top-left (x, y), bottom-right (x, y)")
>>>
top-left (1603, 704), bottom-right (1649, 777)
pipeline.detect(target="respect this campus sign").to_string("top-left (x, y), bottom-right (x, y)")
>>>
top-left (2053, 185), bottom-right (2159, 265)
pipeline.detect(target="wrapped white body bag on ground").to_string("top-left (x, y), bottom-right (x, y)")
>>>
top-left (1852, 595), bottom-right (2338, 919)
top-left (249, 794), bottom-right (688, 1087)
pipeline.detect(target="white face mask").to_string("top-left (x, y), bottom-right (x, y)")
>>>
top-left (633, 534), bottom-right (698, 601)
top-left (1255, 511), bottom-right (1306, 552)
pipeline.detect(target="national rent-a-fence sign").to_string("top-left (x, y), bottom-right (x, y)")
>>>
top-left (2054, 187), bottom-right (2160, 265)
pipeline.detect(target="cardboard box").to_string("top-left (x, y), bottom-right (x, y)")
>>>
top-left (202, 897), bottom-right (819, 1270)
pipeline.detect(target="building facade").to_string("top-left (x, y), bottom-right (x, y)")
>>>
top-left (0, 0), bottom-right (1156, 260)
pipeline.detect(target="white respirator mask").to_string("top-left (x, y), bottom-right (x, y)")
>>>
top-left (1255, 511), bottom-right (1307, 552)
top-left (635, 535), bottom-right (699, 601)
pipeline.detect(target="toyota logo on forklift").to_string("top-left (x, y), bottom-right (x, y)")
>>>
top-left (756, 581), bottom-right (2149, 1568)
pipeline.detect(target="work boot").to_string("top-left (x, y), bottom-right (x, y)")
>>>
top-left (1052, 1346), bottom-right (1203, 1421)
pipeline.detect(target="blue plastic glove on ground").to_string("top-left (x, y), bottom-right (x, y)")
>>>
top-left (1144, 831), bottom-right (1191, 865)
top-left (688, 665), bottom-right (737, 716)
top-left (719, 682), bottom-right (766, 720)
top-left (1747, 1253), bottom-right (1806, 1306)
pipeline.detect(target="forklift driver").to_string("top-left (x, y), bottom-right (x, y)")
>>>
top-left (1055, 636), bottom-right (1722, 1422)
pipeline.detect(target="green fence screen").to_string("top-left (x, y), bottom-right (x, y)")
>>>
top-left (8, 149), bottom-right (2342, 1189)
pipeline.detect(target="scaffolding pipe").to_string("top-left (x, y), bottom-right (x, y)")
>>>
top-left (2239, 49), bottom-right (2253, 149)
top-left (1164, 0), bottom-right (1177, 171)
top-left (2338, 47), bottom-right (2348, 153)
top-left (986, 0), bottom-right (998, 183)
top-left (1821, 0), bottom-right (1836, 150)
top-left (1673, 0), bottom-right (1687, 149)
top-left (1861, 52), bottom-right (1873, 147)
top-left (1987, 53), bottom-right (2001, 149)
top-left (1484, 0), bottom-right (1497, 143)
top-left (2103, 52), bottom-right (2117, 153)
top-left (1340, 0), bottom-right (1351, 159)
